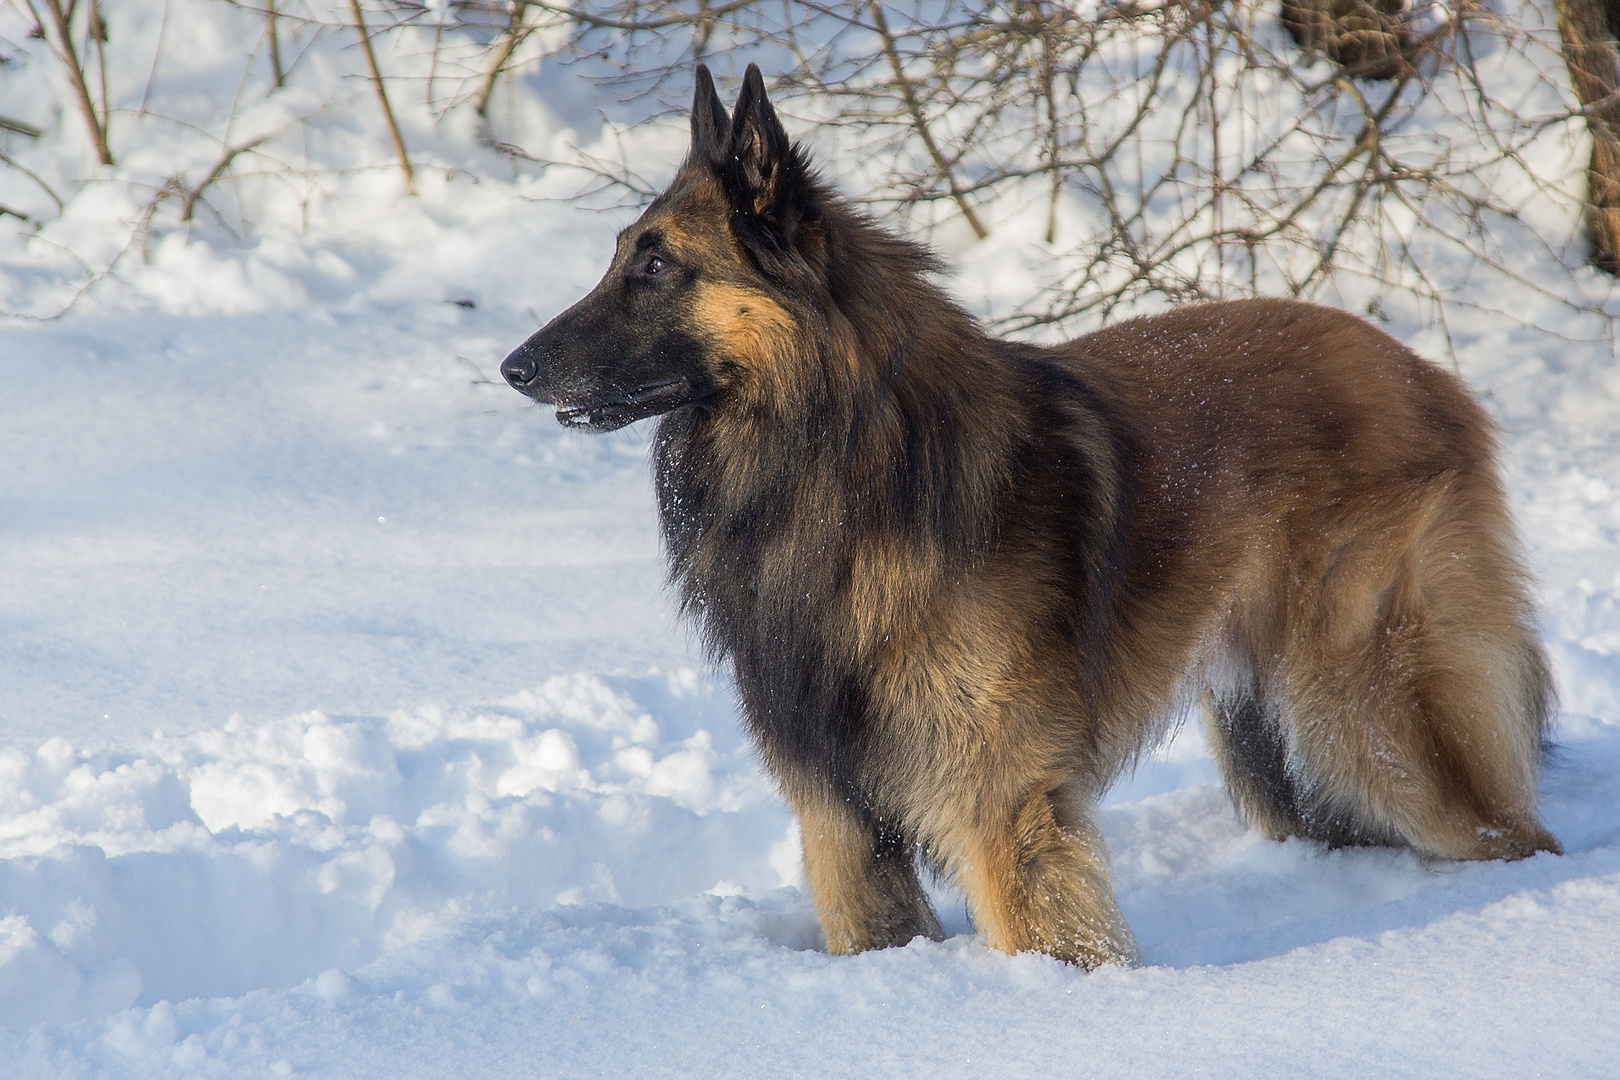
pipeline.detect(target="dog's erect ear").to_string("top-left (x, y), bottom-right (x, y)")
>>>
top-left (726, 65), bottom-right (791, 207)
top-left (690, 64), bottom-right (729, 165)
top-left (718, 64), bottom-right (815, 255)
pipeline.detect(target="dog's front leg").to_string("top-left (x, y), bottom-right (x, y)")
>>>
top-left (794, 793), bottom-right (944, 954)
top-left (948, 785), bottom-right (1141, 970)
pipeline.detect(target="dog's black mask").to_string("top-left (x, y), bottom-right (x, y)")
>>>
top-left (501, 63), bottom-right (810, 432)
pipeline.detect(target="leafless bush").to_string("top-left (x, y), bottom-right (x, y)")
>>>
top-left (476, 0), bottom-right (1615, 342)
top-left (0, 0), bottom-right (1615, 337)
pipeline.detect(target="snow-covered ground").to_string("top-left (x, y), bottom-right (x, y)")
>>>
top-left (0, 2), bottom-right (1617, 1075)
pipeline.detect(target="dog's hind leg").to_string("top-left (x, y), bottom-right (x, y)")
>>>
top-left (1279, 495), bottom-right (1561, 861)
top-left (1207, 687), bottom-right (1311, 842)
top-left (794, 793), bottom-right (944, 954)
top-left (936, 781), bottom-right (1139, 969)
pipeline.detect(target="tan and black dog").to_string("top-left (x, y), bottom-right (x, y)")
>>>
top-left (501, 64), bottom-right (1560, 968)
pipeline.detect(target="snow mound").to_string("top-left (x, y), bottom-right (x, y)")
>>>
top-left (1, 705), bottom-right (1615, 1074)
top-left (0, 670), bottom-right (790, 1024)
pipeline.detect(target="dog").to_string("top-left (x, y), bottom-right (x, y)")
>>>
top-left (500, 64), bottom-right (1560, 967)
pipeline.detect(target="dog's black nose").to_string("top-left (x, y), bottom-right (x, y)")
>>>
top-left (501, 346), bottom-right (538, 386)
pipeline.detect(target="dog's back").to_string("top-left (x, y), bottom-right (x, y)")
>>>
top-left (1056, 298), bottom-right (1556, 860)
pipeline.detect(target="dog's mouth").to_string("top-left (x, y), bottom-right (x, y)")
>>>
top-left (554, 378), bottom-right (691, 432)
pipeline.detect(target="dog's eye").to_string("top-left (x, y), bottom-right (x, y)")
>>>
top-left (644, 256), bottom-right (667, 276)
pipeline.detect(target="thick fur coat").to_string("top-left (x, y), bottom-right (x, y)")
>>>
top-left (501, 65), bottom-right (1560, 966)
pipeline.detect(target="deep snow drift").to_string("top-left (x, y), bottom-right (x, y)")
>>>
top-left (0, 1), bottom-right (1617, 1075)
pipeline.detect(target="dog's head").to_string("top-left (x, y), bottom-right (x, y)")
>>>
top-left (501, 64), bottom-right (823, 432)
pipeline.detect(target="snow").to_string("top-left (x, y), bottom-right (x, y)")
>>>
top-left (1, 1), bottom-right (1618, 1075)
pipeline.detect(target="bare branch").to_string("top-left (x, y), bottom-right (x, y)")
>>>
top-left (474, 4), bottom-right (534, 118)
top-left (867, 1), bottom-right (989, 239)
top-left (0, 149), bottom-right (67, 211)
top-left (28, 0), bottom-right (114, 164)
top-left (348, 0), bottom-right (416, 195)
top-left (0, 116), bottom-right (44, 138)
top-left (180, 133), bottom-right (275, 222)
top-left (268, 0), bottom-right (286, 89)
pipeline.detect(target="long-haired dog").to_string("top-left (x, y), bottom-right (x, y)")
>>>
top-left (501, 65), bottom-right (1559, 967)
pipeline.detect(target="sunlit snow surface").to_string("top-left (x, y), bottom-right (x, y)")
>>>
top-left (1, 3), bottom-right (1619, 1075)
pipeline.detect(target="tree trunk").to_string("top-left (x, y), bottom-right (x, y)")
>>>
top-left (1556, 0), bottom-right (1620, 274)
